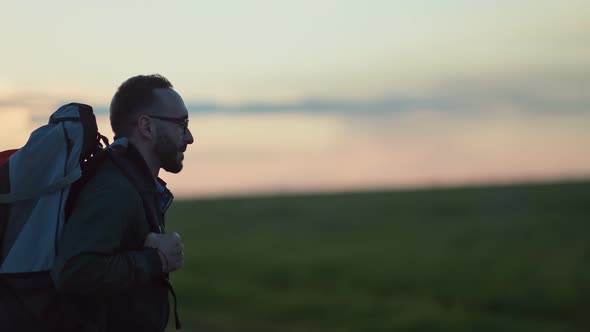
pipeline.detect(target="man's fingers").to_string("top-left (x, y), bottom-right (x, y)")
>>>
top-left (143, 232), bottom-right (158, 247)
top-left (171, 240), bottom-right (184, 251)
top-left (169, 257), bottom-right (184, 272)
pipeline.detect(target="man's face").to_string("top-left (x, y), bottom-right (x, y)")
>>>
top-left (151, 88), bottom-right (194, 173)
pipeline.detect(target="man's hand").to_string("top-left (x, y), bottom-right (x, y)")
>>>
top-left (144, 232), bottom-right (184, 273)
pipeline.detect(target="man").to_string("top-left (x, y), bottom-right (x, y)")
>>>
top-left (50, 74), bottom-right (194, 332)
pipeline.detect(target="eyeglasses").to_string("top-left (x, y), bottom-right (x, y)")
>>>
top-left (147, 115), bottom-right (189, 135)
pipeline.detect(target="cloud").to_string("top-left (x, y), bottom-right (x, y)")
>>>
top-left (0, 91), bottom-right (57, 119)
top-left (177, 70), bottom-right (590, 114)
top-left (2, 70), bottom-right (589, 123)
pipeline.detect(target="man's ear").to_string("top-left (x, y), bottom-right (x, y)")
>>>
top-left (137, 114), bottom-right (155, 140)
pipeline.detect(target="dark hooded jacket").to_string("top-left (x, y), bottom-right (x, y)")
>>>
top-left (50, 142), bottom-right (175, 332)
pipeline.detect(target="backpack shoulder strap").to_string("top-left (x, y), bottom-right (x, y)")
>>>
top-left (63, 147), bottom-right (110, 221)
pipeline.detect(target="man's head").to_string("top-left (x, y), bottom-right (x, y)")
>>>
top-left (110, 74), bottom-right (194, 174)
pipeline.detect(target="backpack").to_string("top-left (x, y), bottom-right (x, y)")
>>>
top-left (0, 103), bottom-right (108, 331)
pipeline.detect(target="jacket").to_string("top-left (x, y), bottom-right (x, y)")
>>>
top-left (50, 142), bottom-right (175, 332)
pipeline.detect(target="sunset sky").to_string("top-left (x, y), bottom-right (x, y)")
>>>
top-left (1, 1), bottom-right (589, 197)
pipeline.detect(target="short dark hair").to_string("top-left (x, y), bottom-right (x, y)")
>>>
top-left (110, 74), bottom-right (173, 139)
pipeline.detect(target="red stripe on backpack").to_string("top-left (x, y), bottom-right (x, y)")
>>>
top-left (0, 149), bottom-right (18, 167)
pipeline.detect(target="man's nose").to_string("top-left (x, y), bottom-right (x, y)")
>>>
top-left (185, 127), bottom-right (195, 145)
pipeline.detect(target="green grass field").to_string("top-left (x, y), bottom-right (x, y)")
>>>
top-left (165, 180), bottom-right (590, 332)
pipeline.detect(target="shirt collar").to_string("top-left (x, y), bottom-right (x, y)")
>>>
top-left (154, 177), bottom-right (166, 195)
top-left (154, 177), bottom-right (174, 214)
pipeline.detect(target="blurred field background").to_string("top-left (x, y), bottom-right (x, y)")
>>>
top-left (166, 179), bottom-right (590, 332)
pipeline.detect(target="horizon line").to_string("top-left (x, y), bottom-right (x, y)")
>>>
top-left (173, 174), bottom-right (590, 201)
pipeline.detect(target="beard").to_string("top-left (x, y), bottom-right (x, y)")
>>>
top-left (155, 131), bottom-right (184, 173)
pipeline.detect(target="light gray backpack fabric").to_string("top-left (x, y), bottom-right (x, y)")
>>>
top-left (0, 103), bottom-right (97, 272)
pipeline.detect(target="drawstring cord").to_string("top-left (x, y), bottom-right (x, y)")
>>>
top-left (164, 278), bottom-right (181, 329)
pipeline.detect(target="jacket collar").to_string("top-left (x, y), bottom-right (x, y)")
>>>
top-left (107, 138), bottom-right (174, 202)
